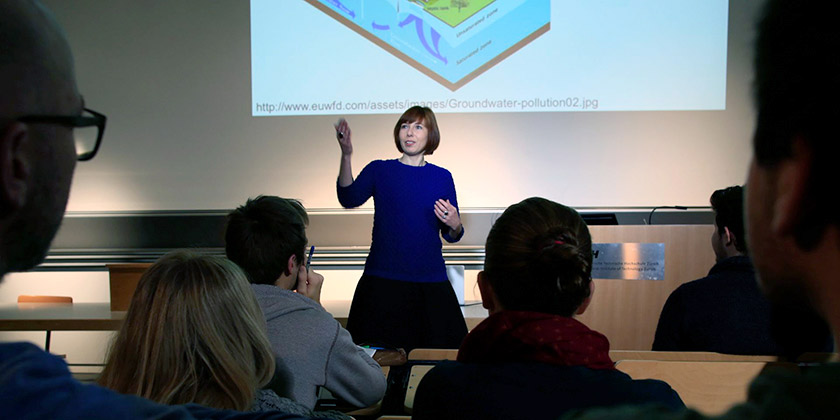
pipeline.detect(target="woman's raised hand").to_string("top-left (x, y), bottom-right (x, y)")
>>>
top-left (335, 118), bottom-right (353, 156)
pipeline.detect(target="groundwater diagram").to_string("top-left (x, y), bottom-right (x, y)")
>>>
top-left (305, 0), bottom-right (550, 91)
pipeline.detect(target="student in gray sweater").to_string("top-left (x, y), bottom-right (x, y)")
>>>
top-left (225, 196), bottom-right (386, 410)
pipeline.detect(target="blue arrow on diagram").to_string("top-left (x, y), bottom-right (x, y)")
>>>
top-left (328, 0), bottom-right (355, 19)
top-left (399, 14), bottom-right (448, 64)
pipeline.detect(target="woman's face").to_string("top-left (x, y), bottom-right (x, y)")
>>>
top-left (398, 119), bottom-right (428, 156)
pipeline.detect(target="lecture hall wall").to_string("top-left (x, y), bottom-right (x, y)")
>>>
top-left (0, 0), bottom-right (763, 360)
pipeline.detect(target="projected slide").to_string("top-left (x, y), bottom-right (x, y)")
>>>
top-left (251, 0), bottom-right (728, 116)
top-left (304, 0), bottom-right (549, 91)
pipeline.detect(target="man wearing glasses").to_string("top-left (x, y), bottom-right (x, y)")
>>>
top-left (0, 1), bottom-right (308, 418)
top-left (0, 6), bottom-right (103, 277)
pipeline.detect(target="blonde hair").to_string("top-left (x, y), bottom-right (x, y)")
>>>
top-left (98, 250), bottom-right (275, 410)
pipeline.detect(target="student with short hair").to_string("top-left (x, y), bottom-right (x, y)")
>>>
top-left (225, 196), bottom-right (386, 410)
top-left (654, 186), bottom-right (831, 356)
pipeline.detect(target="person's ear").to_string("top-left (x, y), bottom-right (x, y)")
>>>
top-left (723, 226), bottom-right (735, 247)
top-left (0, 122), bottom-right (32, 215)
top-left (771, 137), bottom-right (812, 237)
top-left (285, 254), bottom-right (297, 276)
top-left (575, 280), bottom-right (596, 315)
top-left (477, 271), bottom-right (501, 313)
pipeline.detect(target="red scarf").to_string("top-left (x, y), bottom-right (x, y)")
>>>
top-left (458, 311), bottom-right (615, 370)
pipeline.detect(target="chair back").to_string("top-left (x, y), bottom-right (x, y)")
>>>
top-left (17, 295), bottom-right (73, 304)
top-left (404, 365), bottom-right (435, 414)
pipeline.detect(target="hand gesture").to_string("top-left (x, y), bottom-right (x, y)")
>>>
top-left (296, 264), bottom-right (324, 304)
top-left (434, 199), bottom-right (462, 231)
top-left (335, 118), bottom-right (353, 156)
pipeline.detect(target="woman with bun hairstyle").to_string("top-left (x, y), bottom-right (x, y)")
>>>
top-left (412, 197), bottom-right (684, 420)
top-left (335, 106), bottom-right (467, 351)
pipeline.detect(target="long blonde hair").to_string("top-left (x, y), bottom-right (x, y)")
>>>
top-left (98, 250), bottom-right (275, 410)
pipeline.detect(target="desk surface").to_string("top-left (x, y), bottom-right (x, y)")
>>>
top-left (0, 303), bottom-right (124, 331)
top-left (0, 300), bottom-right (489, 332)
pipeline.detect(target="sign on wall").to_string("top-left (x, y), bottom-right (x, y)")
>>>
top-left (591, 243), bottom-right (665, 280)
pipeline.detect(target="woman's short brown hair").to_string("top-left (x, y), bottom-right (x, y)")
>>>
top-left (393, 106), bottom-right (441, 155)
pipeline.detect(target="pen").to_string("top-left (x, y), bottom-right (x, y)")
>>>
top-left (306, 245), bottom-right (315, 270)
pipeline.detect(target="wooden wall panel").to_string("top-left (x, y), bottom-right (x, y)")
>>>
top-left (577, 225), bottom-right (716, 350)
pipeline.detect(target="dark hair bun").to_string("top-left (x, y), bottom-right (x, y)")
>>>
top-left (483, 197), bottom-right (594, 317)
top-left (534, 229), bottom-right (591, 302)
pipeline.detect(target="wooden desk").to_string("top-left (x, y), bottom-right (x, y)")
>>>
top-left (0, 300), bottom-right (489, 333)
top-left (0, 303), bottom-right (124, 331)
top-left (609, 350), bottom-right (779, 363)
top-left (615, 359), bottom-right (774, 415)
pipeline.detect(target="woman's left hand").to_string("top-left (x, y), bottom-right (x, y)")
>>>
top-left (434, 199), bottom-right (462, 232)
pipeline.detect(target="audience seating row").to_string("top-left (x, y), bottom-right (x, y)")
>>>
top-left (392, 349), bottom-right (836, 417)
top-left (407, 348), bottom-right (786, 363)
top-left (68, 348), bottom-right (835, 419)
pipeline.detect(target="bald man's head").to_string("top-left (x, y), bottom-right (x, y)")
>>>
top-left (0, 0), bottom-right (78, 116)
top-left (0, 0), bottom-right (81, 275)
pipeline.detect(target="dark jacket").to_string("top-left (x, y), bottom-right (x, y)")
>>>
top-left (653, 256), bottom-right (831, 356)
top-left (0, 342), bottom-right (310, 420)
top-left (563, 363), bottom-right (840, 420)
top-left (412, 361), bottom-right (684, 420)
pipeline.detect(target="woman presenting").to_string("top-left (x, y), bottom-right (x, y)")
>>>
top-left (335, 106), bottom-right (468, 351)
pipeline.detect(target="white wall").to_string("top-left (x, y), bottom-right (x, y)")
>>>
top-left (0, 271), bottom-right (113, 363)
top-left (5, 0), bottom-right (761, 363)
top-left (40, 0), bottom-right (760, 213)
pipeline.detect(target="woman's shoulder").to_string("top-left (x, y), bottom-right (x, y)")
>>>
top-left (362, 159), bottom-right (396, 171)
top-left (372, 158), bottom-right (443, 171)
top-left (372, 159), bottom-right (453, 180)
top-left (423, 161), bottom-right (453, 177)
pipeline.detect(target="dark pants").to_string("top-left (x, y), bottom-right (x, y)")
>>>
top-left (346, 274), bottom-right (468, 351)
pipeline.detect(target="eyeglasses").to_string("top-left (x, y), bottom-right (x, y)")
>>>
top-left (17, 108), bottom-right (106, 161)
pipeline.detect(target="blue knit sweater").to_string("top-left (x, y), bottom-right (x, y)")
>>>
top-left (337, 159), bottom-right (464, 283)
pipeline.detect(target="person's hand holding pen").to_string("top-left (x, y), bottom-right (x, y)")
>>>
top-left (306, 245), bottom-right (314, 271)
top-left (335, 118), bottom-right (355, 188)
top-left (296, 246), bottom-right (323, 304)
top-left (335, 118), bottom-right (352, 156)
